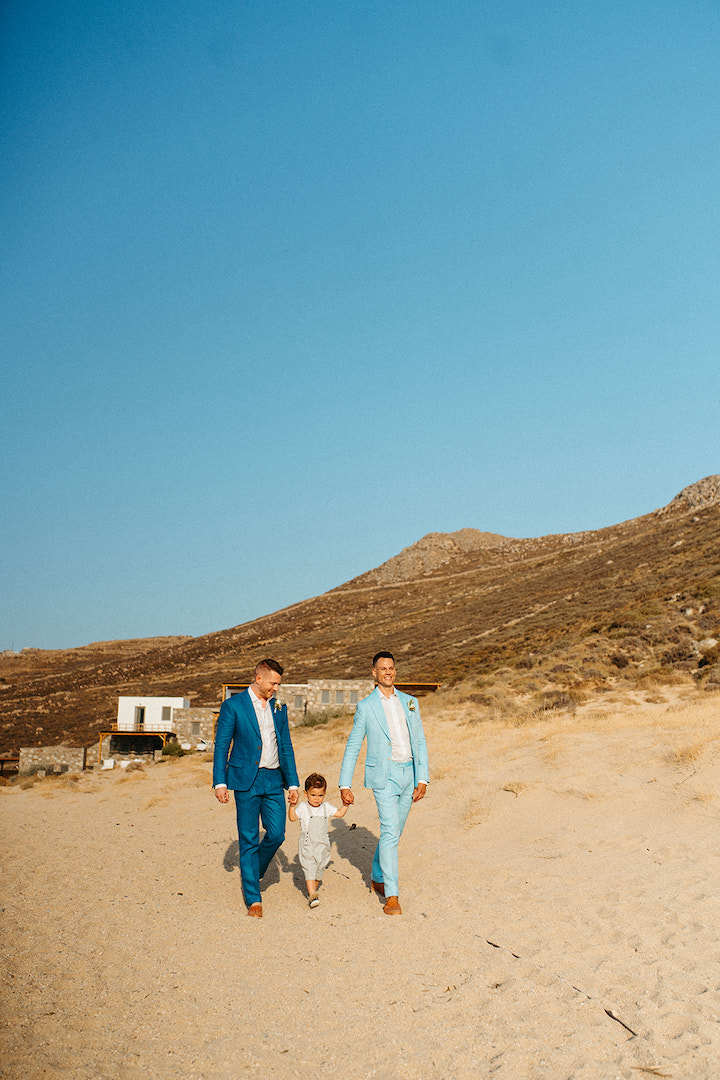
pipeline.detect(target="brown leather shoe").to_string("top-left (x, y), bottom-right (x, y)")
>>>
top-left (383, 896), bottom-right (401, 915)
top-left (371, 880), bottom-right (385, 898)
top-left (247, 903), bottom-right (263, 918)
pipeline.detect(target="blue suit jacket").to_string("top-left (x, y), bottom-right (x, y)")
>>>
top-left (212, 689), bottom-right (299, 792)
top-left (338, 687), bottom-right (429, 792)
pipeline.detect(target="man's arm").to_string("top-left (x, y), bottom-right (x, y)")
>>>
top-left (212, 698), bottom-right (237, 796)
top-left (406, 695), bottom-right (429, 801)
top-left (275, 706), bottom-right (300, 791)
top-left (338, 702), bottom-right (368, 804)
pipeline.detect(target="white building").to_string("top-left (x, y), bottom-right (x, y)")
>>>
top-left (116, 696), bottom-right (190, 733)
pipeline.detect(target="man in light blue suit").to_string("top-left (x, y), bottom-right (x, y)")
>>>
top-left (213, 658), bottom-right (299, 917)
top-left (339, 651), bottom-right (429, 914)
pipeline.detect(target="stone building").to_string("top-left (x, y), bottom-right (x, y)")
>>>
top-left (221, 679), bottom-right (376, 722)
top-left (116, 696), bottom-right (190, 732)
top-left (172, 707), bottom-right (215, 749)
top-left (19, 745), bottom-right (86, 775)
top-left (97, 695), bottom-right (192, 763)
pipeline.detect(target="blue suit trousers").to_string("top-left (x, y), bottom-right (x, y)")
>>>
top-left (234, 767), bottom-right (286, 906)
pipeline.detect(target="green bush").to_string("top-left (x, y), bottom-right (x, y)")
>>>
top-left (162, 741), bottom-right (188, 757)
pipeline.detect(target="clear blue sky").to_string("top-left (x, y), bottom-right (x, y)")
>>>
top-left (2, 0), bottom-right (720, 651)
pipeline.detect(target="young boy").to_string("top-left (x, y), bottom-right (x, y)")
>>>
top-left (288, 772), bottom-right (348, 907)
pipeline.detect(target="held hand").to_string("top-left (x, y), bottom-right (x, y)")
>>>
top-left (340, 787), bottom-right (354, 806)
top-left (287, 789), bottom-right (299, 806)
top-left (412, 783), bottom-right (427, 802)
top-left (214, 787), bottom-right (230, 804)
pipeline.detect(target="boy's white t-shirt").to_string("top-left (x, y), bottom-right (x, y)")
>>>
top-left (296, 801), bottom-right (337, 830)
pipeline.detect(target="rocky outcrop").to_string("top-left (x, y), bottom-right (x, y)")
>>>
top-left (360, 528), bottom-right (508, 584)
top-left (656, 475), bottom-right (720, 516)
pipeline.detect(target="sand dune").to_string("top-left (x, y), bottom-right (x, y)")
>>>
top-left (3, 690), bottom-right (720, 1079)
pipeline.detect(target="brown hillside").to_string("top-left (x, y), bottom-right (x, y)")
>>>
top-left (2, 476), bottom-right (720, 752)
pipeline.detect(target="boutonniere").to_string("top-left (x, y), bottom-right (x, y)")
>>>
top-left (408, 701), bottom-right (416, 712)
top-left (273, 698), bottom-right (285, 712)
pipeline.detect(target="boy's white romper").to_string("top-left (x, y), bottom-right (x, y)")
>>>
top-left (296, 801), bottom-right (337, 881)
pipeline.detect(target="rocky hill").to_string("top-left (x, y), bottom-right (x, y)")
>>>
top-left (2, 476), bottom-right (720, 752)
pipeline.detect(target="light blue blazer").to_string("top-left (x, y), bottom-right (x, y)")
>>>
top-left (213, 689), bottom-right (299, 792)
top-left (339, 687), bottom-right (429, 792)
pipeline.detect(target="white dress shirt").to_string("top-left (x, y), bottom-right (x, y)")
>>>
top-left (248, 685), bottom-right (281, 769)
top-left (378, 690), bottom-right (412, 762)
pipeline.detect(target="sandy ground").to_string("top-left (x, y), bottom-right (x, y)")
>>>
top-left (3, 689), bottom-right (720, 1079)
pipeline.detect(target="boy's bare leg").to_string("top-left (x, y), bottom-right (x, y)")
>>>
top-left (306, 878), bottom-right (320, 907)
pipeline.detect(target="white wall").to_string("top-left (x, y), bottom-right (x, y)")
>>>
top-left (116, 696), bottom-right (190, 732)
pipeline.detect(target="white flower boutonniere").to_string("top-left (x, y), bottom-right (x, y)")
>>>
top-left (274, 699), bottom-right (286, 712)
top-left (408, 700), bottom-right (416, 712)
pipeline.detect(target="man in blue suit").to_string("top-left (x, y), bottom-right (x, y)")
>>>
top-left (339, 651), bottom-right (429, 915)
top-left (213, 658), bottom-right (299, 917)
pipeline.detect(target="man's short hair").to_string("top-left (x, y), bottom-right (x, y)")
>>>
top-left (304, 772), bottom-right (327, 792)
top-left (255, 658), bottom-right (284, 677)
top-left (372, 651), bottom-right (395, 667)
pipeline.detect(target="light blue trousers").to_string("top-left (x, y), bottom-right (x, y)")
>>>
top-left (371, 761), bottom-right (415, 898)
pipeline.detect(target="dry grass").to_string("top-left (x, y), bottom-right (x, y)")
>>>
top-left (462, 797), bottom-right (489, 828)
top-left (501, 781), bottom-right (528, 797)
top-left (578, 710), bottom-right (611, 727)
top-left (689, 788), bottom-right (716, 806)
top-left (556, 786), bottom-right (600, 801)
top-left (142, 793), bottom-right (168, 810)
top-left (182, 766), bottom-right (213, 788)
top-left (667, 742), bottom-right (707, 769)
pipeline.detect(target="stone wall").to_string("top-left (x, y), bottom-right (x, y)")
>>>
top-left (306, 679), bottom-right (374, 713)
top-left (220, 680), bottom-right (375, 722)
top-left (277, 683), bottom-right (311, 722)
top-left (19, 745), bottom-right (86, 775)
top-left (172, 708), bottom-right (216, 748)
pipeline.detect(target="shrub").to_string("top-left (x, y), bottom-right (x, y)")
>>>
top-left (698, 645), bottom-right (720, 668)
top-left (300, 708), bottom-right (352, 727)
top-left (662, 644), bottom-right (695, 665)
top-left (162, 741), bottom-right (187, 757)
top-left (698, 577), bottom-right (720, 600)
top-left (533, 689), bottom-right (584, 712)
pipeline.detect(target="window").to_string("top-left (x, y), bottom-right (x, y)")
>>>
top-left (321, 690), bottom-right (330, 704)
top-left (161, 706), bottom-right (171, 726)
top-left (294, 695), bottom-right (304, 710)
top-left (191, 722), bottom-right (200, 736)
top-left (335, 690), bottom-right (344, 704)
top-left (349, 690), bottom-right (358, 704)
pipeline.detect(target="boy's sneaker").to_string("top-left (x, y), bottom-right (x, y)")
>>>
top-left (309, 893), bottom-right (320, 908)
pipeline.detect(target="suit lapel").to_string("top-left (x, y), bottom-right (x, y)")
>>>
top-left (371, 687), bottom-right (390, 737)
top-left (270, 696), bottom-right (281, 736)
top-left (240, 689), bottom-right (261, 738)
top-left (397, 691), bottom-right (417, 756)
